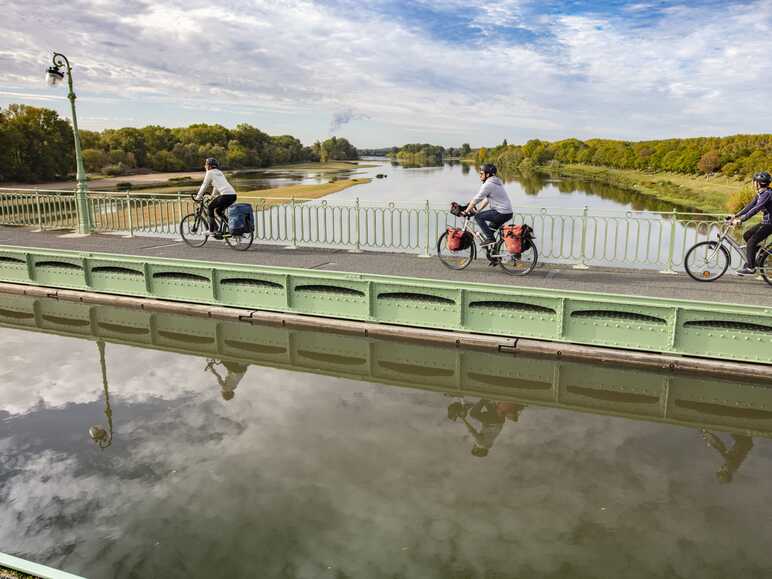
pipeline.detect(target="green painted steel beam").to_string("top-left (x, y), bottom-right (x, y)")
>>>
top-left (0, 244), bottom-right (770, 364)
top-left (1, 292), bottom-right (771, 437)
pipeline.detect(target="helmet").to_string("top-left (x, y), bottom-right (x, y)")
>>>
top-left (753, 171), bottom-right (771, 186)
top-left (205, 157), bottom-right (219, 169)
top-left (480, 163), bottom-right (497, 176)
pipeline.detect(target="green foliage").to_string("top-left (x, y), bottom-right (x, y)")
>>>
top-left (0, 104), bottom-right (343, 183)
top-left (0, 104), bottom-right (74, 182)
top-left (726, 184), bottom-right (757, 214)
top-left (476, 134), bottom-right (772, 182)
top-left (315, 137), bottom-right (358, 162)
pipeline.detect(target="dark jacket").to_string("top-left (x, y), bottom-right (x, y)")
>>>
top-left (737, 187), bottom-right (772, 225)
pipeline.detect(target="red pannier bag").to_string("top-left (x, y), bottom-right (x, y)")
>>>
top-left (501, 224), bottom-right (525, 254)
top-left (446, 227), bottom-right (466, 251)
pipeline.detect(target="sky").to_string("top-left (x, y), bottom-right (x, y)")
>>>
top-left (0, 0), bottom-right (770, 147)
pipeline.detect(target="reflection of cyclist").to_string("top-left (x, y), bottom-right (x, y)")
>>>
top-left (732, 171), bottom-right (772, 276)
top-left (195, 157), bottom-right (238, 239)
top-left (448, 398), bottom-right (523, 457)
top-left (701, 429), bottom-right (754, 483)
top-left (206, 359), bottom-right (248, 401)
top-left (464, 164), bottom-right (513, 249)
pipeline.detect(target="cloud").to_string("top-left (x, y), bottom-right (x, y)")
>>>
top-left (0, 0), bottom-right (770, 145)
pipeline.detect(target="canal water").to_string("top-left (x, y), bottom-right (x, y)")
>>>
top-left (1, 294), bottom-right (771, 579)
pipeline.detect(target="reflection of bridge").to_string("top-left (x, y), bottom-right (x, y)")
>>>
top-left (2, 292), bottom-right (771, 438)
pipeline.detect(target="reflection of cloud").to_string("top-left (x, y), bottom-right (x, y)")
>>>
top-left (2, 335), bottom-right (772, 579)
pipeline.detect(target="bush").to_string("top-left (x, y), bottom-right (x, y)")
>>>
top-left (726, 184), bottom-right (756, 214)
top-left (116, 182), bottom-right (133, 190)
top-left (102, 163), bottom-right (127, 176)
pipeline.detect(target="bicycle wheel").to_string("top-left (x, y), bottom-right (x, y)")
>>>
top-left (437, 232), bottom-right (475, 270)
top-left (684, 241), bottom-right (730, 281)
top-left (494, 238), bottom-right (538, 276)
top-left (180, 213), bottom-right (209, 248)
top-left (758, 247), bottom-right (772, 287)
top-left (225, 230), bottom-right (254, 251)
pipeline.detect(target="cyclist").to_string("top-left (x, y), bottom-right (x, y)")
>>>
top-left (206, 359), bottom-right (248, 401)
top-left (732, 171), bottom-right (772, 275)
top-left (463, 163), bottom-right (514, 248)
top-left (195, 157), bottom-right (238, 239)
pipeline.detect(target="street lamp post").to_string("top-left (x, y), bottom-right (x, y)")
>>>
top-left (46, 52), bottom-right (92, 234)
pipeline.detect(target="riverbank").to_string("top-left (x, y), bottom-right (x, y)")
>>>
top-left (2, 161), bottom-right (372, 193)
top-left (241, 178), bottom-right (371, 202)
top-left (554, 164), bottom-right (749, 214)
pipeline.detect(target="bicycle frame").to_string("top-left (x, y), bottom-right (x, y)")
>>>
top-left (713, 224), bottom-right (746, 263)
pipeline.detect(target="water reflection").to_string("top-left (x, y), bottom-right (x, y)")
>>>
top-left (88, 340), bottom-right (114, 449)
top-left (2, 293), bottom-right (772, 578)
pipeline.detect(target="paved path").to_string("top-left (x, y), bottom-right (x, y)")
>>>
top-left (1, 226), bottom-right (769, 307)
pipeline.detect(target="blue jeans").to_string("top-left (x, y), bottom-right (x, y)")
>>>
top-left (475, 210), bottom-right (513, 242)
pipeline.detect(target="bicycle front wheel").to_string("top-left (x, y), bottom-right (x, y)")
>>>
top-left (684, 241), bottom-right (730, 281)
top-left (758, 247), bottom-right (772, 287)
top-left (225, 230), bottom-right (254, 251)
top-left (437, 232), bottom-right (475, 270)
top-left (494, 239), bottom-right (538, 276)
top-left (180, 213), bottom-right (209, 248)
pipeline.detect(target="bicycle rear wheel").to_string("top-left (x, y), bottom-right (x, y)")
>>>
top-left (180, 213), bottom-right (209, 248)
top-left (437, 232), bottom-right (475, 270)
top-left (494, 238), bottom-right (538, 276)
top-left (225, 230), bottom-right (254, 251)
top-left (684, 241), bottom-right (730, 281)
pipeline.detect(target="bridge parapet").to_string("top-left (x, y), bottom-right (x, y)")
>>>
top-left (0, 244), bottom-right (769, 365)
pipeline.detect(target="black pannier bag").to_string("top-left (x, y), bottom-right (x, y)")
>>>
top-left (227, 203), bottom-right (254, 235)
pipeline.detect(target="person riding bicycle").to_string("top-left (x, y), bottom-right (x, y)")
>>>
top-left (731, 171), bottom-right (772, 275)
top-left (463, 163), bottom-right (514, 249)
top-left (195, 157), bottom-right (238, 239)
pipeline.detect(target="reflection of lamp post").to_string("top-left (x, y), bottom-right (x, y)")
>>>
top-left (89, 340), bottom-right (113, 449)
top-left (46, 52), bottom-right (91, 234)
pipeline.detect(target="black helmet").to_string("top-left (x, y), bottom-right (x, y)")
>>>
top-left (753, 171), bottom-right (771, 186)
top-left (205, 157), bottom-right (219, 169)
top-left (480, 163), bottom-right (497, 176)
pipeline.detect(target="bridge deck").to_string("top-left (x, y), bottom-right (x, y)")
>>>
top-left (0, 226), bottom-right (768, 307)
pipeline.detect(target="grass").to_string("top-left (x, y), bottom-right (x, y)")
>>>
top-left (0, 566), bottom-right (38, 579)
top-left (557, 164), bottom-right (753, 214)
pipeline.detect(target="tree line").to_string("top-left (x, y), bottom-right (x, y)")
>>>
top-left (0, 104), bottom-right (358, 183)
top-left (475, 135), bottom-right (772, 179)
top-left (387, 143), bottom-right (472, 166)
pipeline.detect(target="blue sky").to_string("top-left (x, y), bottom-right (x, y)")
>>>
top-left (0, 0), bottom-right (770, 147)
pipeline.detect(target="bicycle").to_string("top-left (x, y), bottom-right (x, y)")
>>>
top-left (437, 204), bottom-right (538, 276)
top-left (179, 194), bottom-right (254, 251)
top-left (684, 220), bottom-right (771, 285)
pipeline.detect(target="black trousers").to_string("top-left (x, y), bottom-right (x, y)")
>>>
top-left (743, 222), bottom-right (772, 267)
top-left (208, 195), bottom-right (237, 232)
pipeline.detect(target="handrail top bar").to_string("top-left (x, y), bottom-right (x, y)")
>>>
top-left (0, 243), bottom-right (769, 315)
top-left (0, 188), bottom-right (727, 217)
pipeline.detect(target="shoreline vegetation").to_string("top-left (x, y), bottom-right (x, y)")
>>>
top-left (551, 164), bottom-right (749, 214)
top-left (472, 135), bottom-right (770, 214)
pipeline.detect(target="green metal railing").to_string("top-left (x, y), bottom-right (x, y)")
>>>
top-left (0, 188), bottom-right (729, 271)
top-left (1, 292), bottom-right (771, 437)
top-left (0, 244), bottom-right (770, 365)
top-left (0, 551), bottom-right (85, 579)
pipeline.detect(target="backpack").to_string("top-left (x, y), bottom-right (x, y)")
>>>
top-left (227, 203), bottom-right (254, 235)
top-left (501, 224), bottom-right (533, 254)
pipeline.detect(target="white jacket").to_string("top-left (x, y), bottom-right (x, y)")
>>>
top-left (195, 169), bottom-right (237, 201)
top-left (470, 176), bottom-right (513, 213)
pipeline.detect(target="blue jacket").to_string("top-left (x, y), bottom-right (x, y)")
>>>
top-left (737, 187), bottom-right (772, 225)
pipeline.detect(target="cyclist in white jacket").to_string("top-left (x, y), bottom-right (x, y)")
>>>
top-left (464, 163), bottom-right (513, 246)
top-left (195, 157), bottom-right (237, 237)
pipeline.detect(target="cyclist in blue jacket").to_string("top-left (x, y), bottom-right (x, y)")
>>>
top-left (732, 171), bottom-right (772, 275)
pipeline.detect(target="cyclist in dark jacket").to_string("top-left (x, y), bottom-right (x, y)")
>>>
top-left (733, 171), bottom-right (772, 275)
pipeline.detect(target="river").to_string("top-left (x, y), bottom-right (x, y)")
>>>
top-left (1, 294), bottom-right (770, 579)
